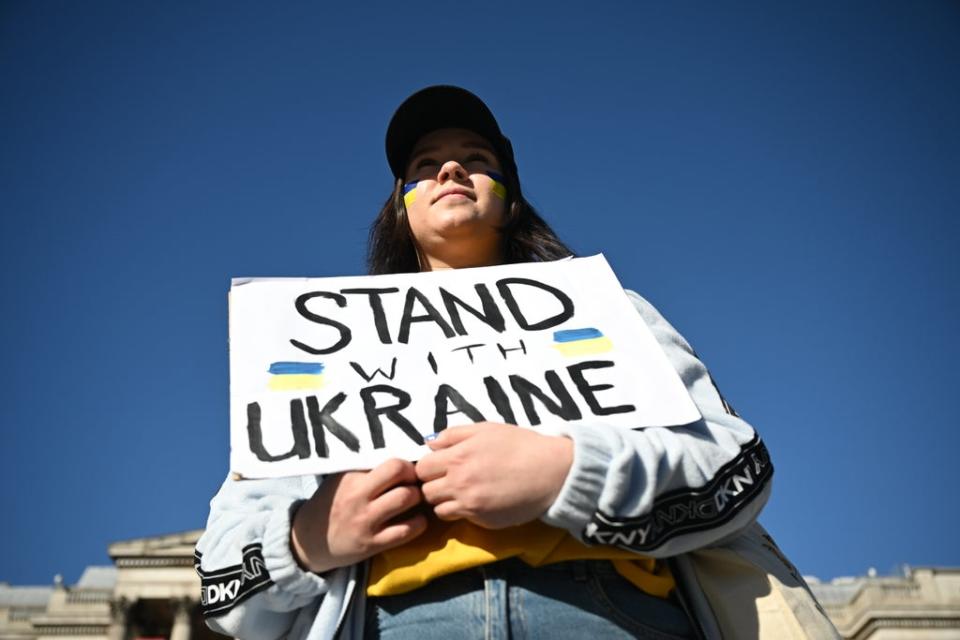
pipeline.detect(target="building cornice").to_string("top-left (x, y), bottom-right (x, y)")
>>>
top-left (113, 556), bottom-right (196, 569)
top-left (30, 623), bottom-right (110, 636)
top-left (852, 616), bottom-right (960, 640)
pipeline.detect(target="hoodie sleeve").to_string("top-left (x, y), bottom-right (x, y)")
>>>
top-left (194, 473), bottom-right (335, 639)
top-left (540, 289), bottom-right (773, 556)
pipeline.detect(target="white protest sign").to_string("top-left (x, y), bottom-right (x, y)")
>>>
top-left (229, 255), bottom-right (700, 478)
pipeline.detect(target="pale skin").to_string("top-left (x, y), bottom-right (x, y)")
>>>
top-left (403, 127), bottom-right (506, 271)
top-left (290, 128), bottom-right (574, 574)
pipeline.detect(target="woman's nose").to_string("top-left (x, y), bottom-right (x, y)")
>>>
top-left (437, 160), bottom-right (468, 183)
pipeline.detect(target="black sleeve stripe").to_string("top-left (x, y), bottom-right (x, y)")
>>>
top-left (194, 546), bottom-right (245, 577)
top-left (583, 435), bottom-right (772, 552)
top-left (194, 556), bottom-right (244, 579)
top-left (195, 543), bottom-right (275, 617)
top-left (592, 434), bottom-right (769, 520)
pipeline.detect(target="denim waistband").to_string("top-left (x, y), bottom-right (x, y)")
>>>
top-left (478, 557), bottom-right (625, 579)
top-left (365, 557), bottom-right (694, 639)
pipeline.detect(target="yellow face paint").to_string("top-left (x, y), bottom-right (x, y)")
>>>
top-left (402, 181), bottom-right (419, 207)
top-left (487, 171), bottom-right (507, 200)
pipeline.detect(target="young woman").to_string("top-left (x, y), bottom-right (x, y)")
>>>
top-left (195, 86), bottom-right (774, 640)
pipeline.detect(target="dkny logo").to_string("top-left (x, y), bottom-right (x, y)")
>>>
top-left (242, 553), bottom-right (266, 580)
top-left (196, 544), bottom-right (273, 615)
top-left (204, 579), bottom-right (241, 605)
top-left (583, 437), bottom-right (772, 552)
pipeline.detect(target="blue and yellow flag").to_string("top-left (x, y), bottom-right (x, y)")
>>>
top-left (552, 328), bottom-right (613, 357)
top-left (267, 361), bottom-right (325, 391)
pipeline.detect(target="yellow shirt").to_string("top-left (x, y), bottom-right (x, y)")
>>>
top-left (368, 516), bottom-right (674, 598)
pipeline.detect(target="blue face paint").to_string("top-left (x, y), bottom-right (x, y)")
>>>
top-left (486, 171), bottom-right (507, 200)
top-left (403, 181), bottom-right (419, 206)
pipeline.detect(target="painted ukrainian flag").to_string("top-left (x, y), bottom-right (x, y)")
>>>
top-left (552, 328), bottom-right (613, 357)
top-left (402, 182), bottom-right (419, 207)
top-left (267, 362), bottom-right (325, 391)
top-left (487, 171), bottom-right (507, 199)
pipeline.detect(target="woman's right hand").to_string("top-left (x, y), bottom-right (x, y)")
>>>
top-left (290, 458), bottom-right (427, 574)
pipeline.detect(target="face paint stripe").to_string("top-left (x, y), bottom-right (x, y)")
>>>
top-left (403, 181), bottom-right (419, 207)
top-left (486, 171), bottom-right (507, 200)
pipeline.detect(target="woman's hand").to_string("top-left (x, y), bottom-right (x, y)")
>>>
top-left (415, 423), bottom-right (574, 529)
top-left (290, 458), bottom-right (427, 574)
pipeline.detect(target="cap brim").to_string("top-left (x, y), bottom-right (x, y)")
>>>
top-left (386, 86), bottom-right (506, 179)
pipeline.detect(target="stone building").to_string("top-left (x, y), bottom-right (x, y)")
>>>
top-left (2, 529), bottom-right (958, 639)
top-left (0, 531), bottom-right (216, 640)
top-left (808, 567), bottom-right (960, 639)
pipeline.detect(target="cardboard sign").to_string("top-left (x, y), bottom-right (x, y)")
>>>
top-left (229, 255), bottom-right (700, 478)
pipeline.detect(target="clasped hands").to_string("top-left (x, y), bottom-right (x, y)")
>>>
top-left (290, 422), bottom-right (574, 574)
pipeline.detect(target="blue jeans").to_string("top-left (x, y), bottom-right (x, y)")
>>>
top-left (365, 559), bottom-right (695, 639)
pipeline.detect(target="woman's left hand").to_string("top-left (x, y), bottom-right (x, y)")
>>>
top-left (415, 422), bottom-right (573, 529)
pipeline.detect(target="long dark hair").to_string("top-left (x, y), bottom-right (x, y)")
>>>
top-left (367, 160), bottom-right (574, 275)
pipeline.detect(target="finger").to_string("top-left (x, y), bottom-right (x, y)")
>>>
top-left (420, 477), bottom-right (455, 505)
top-left (370, 513), bottom-right (428, 549)
top-left (415, 448), bottom-right (452, 482)
top-left (426, 424), bottom-right (485, 450)
top-left (364, 458), bottom-right (418, 497)
top-left (432, 500), bottom-right (464, 522)
top-left (368, 484), bottom-right (424, 526)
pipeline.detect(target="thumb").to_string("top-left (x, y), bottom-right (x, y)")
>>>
top-left (424, 424), bottom-right (483, 450)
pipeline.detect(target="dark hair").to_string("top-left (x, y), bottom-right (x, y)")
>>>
top-left (367, 157), bottom-right (574, 275)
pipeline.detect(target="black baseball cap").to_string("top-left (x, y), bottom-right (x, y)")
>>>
top-left (385, 85), bottom-right (517, 180)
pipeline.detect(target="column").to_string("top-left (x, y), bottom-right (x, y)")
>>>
top-left (170, 597), bottom-right (193, 640)
top-left (108, 597), bottom-right (131, 640)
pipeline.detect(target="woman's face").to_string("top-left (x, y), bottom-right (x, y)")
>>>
top-left (402, 128), bottom-right (507, 267)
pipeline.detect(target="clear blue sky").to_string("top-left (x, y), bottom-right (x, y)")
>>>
top-left (2, 1), bottom-right (957, 586)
